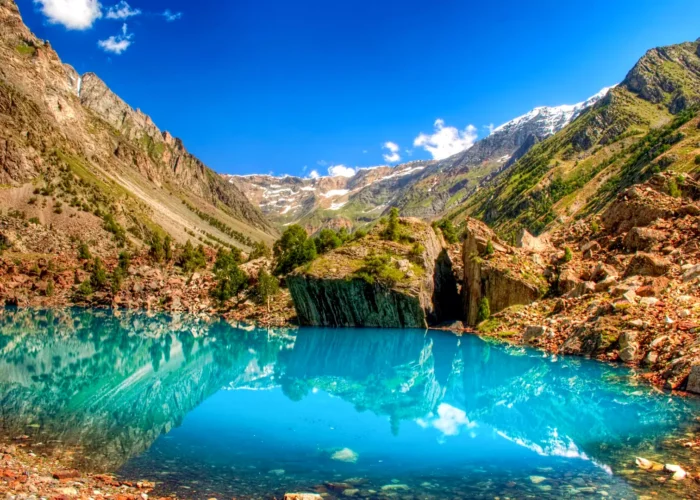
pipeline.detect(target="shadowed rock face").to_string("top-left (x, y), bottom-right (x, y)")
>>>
top-left (288, 275), bottom-right (427, 328)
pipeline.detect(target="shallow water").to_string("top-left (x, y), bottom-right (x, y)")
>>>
top-left (0, 308), bottom-right (699, 499)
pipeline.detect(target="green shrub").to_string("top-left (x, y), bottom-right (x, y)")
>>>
top-left (314, 228), bottom-right (342, 254)
top-left (563, 246), bottom-right (573, 263)
top-left (90, 258), bottom-right (107, 289)
top-left (435, 219), bottom-right (458, 244)
top-left (110, 267), bottom-right (125, 294)
top-left (381, 208), bottom-right (401, 242)
top-left (695, 154), bottom-right (700, 165)
top-left (28, 217), bottom-right (40, 225)
top-left (178, 240), bottom-right (207, 273)
top-left (667, 178), bottom-right (681, 198)
top-left (118, 250), bottom-right (131, 271)
top-left (485, 240), bottom-right (495, 256)
top-left (74, 280), bottom-right (93, 300)
top-left (477, 297), bottom-right (491, 323)
top-left (256, 269), bottom-right (279, 311)
top-left (45, 280), bottom-right (54, 297)
top-left (248, 240), bottom-right (272, 260)
top-left (273, 225), bottom-right (317, 275)
top-left (590, 220), bottom-right (600, 233)
top-left (353, 253), bottom-right (404, 286)
top-left (103, 213), bottom-right (126, 247)
top-left (149, 234), bottom-right (166, 262)
top-left (408, 242), bottom-right (425, 264)
top-left (351, 228), bottom-right (368, 241)
top-left (77, 242), bottom-right (91, 260)
top-left (211, 249), bottom-right (247, 302)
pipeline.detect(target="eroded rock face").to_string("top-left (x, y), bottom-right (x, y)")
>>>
top-left (462, 219), bottom-right (544, 326)
top-left (287, 218), bottom-right (454, 328)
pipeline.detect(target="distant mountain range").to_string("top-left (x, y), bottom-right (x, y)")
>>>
top-left (226, 87), bottom-right (612, 233)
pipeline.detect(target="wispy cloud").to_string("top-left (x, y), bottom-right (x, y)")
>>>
top-left (414, 119), bottom-right (478, 160)
top-left (163, 9), bottom-right (182, 22)
top-left (382, 141), bottom-right (401, 163)
top-left (484, 123), bottom-right (495, 135)
top-left (308, 170), bottom-right (320, 179)
top-left (316, 160), bottom-right (328, 167)
top-left (34, 0), bottom-right (102, 30)
top-left (106, 1), bottom-right (141, 20)
top-left (98, 22), bottom-right (133, 54)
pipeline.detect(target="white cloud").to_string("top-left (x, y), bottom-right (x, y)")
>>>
top-left (98, 22), bottom-right (133, 54)
top-left (413, 119), bottom-right (478, 160)
top-left (308, 170), bottom-right (320, 179)
top-left (328, 165), bottom-right (356, 178)
top-left (105, 1), bottom-right (140, 19)
top-left (382, 141), bottom-right (401, 163)
top-left (163, 9), bottom-right (182, 22)
top-left (484, 123), bottom-right (495, 135)
top-left (316, 160), bottom-right (328, 167)
top-left (430, 403), bottom-right (477, 437)
top-left (34, 0), bottom-right (102, 30)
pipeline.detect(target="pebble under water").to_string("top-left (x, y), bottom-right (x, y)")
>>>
top-left (0, 307), bottom-right (699, 499)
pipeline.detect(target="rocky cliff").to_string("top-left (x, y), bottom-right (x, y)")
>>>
top-left (462, 219), bottom-right (545, 325)
top-left (287, 218), bottom-right (459, 327)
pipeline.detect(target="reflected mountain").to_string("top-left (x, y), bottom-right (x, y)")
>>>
top-left (0, 307), bottom-right (696, 478)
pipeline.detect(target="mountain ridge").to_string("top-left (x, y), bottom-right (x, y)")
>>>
top-left (0, 0), bottom-right (276, 255)
top-left (228, 86), bottom-right (611, 233)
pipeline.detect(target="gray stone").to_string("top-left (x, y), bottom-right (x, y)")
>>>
top-left (687, 365), bottom-right (700, 394)
top-left (524, 325), bottom-right (548, 343)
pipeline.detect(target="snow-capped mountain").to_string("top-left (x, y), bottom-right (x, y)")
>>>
top-left (492, 87), bottom-right (613, 137)
top-left (225, 87), bottom-right (612, 231)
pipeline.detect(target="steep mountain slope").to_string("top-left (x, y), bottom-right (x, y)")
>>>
top-left (0, 0), bottom-right (275, 254)
top-left (229, 88), bottom-right (609, 233)
top-left (454, 39), bottom-right (700, 239)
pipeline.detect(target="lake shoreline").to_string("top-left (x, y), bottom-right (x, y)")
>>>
top-left (0, 439), bottom-right (166, 500)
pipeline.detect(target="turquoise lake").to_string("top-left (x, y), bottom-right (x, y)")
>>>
top-left (0, 308), bottom-right (699, 499)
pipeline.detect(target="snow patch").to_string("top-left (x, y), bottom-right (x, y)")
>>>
top-left (321, 189), bottom-right (350, 198)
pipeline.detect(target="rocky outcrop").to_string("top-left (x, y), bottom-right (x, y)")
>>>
top-left (462, 218), bottom-right (544, 325)
top-left (288, 218), bottom-right (453, 328)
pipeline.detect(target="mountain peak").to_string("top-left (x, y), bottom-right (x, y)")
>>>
top-left (491, 86), bottom-right (613, 137)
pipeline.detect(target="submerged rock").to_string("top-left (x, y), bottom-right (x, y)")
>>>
top-left (331, 448), bottom-right (359, 463)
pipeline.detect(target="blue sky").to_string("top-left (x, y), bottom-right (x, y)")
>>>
top-left (18, 0), bottom-right (700, 177)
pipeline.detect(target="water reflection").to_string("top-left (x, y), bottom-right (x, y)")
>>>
top-left (0, 308), bottom-right (697, 498)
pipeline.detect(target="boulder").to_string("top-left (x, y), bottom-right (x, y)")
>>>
top-left (682, 264), bottom-right (700, 283)
top-left (561, 324), bottom-right (618, 357)
top-left (581, 240), bottom-right (601, 258)
top-left (618, 331), bottom-right (638, 363)
top-left (566, 281), bottom-right (596, 298)
top-left (523, 325), bottom-right (548, 343)
top-left (623, 227), bottom-right (666, 252)
top-left (686, 364), bottom-right (700, 394)
top-left (558, 268), bottom-right (581, 295)
top-left (625, 253), bottom-right (671, 277)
